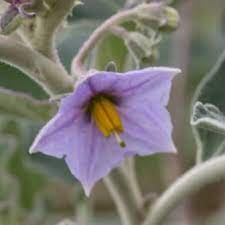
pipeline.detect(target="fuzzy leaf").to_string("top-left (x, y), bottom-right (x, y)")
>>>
top-left (191, 102), bottom-right (225, 135)
top-left (191, 50), bottom-right (225, 161)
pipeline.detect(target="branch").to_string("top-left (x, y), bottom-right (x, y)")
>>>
top-left (0, 87), bottom-right (57, 122)
top-left (0, 35), bottom-right (73, 96)
top-left (142, 155), bottom-right (225, 225)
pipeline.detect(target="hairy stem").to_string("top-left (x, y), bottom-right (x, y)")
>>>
top-left (76, 200), bottom-right (91, 225)
top-left (120, 158), bottom-right (143, 208)
top-left (142, 155), bottom-right (225, 225)
top-left (0, 35), bottom-right (73, 96)
top-left (103, 169), bottom-right (140, 225)
top-left (71, 7), bottom-right (137, 76)
top-left (110, 25), bottom-right (130, 39)
top-left (72, 2), bottom-right (164, 76)
top-left (30, 0), bottom-right (75, 61)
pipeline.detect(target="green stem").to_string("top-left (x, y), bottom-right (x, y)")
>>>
top-left (142, 154), bottom-right (225, 225)
top-left (0, 35), bottom-right (73, 96)
top-left (103, 169), bottom-right (140, 225)
top-left (120, 158), bottom-right (143, 208)
top-left (76, 200), bottom-right (91, 225)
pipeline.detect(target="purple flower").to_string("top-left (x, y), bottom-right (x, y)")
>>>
top-left (10, 0), bottom-right (35, 17)
top-left (30, 67), bottom-right (180, 196)
top-left (1, 0), bottom-right (34, 30)
top-left (0, 0), bottom-right (35, 34)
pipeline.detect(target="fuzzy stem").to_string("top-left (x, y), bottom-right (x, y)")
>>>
top-left (30, 0), bottom-right (75, 62)
top-left (120, 158), bottom-right (143, 208)
top-left (76, 200), bottom-right (91, 225)
top-left (110, 26), bottom-right (130, 39)
top-left (72, 2), bottom-right (164, 76)
top-left (0, 35), bottom-right (73, 96)
top-left (142, 155), bottom-right (225, 225)
top-left (71, 7), bottom-right (137, 76)
top-left (103, 169), bottom-right (140, 225)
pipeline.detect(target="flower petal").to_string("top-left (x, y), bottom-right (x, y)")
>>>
top-left (30, 67), bottom-right (179, 196)
top-left (87, 71), bottom-right (120, 93)
top-left (59, 81), bottom-right (93, 114)
top-left (29, 111), bottom-right (81, 158)
top-left (116, 67), bottom-right (180, 105)
top-left (60, 67), bottom-right (180, 113)
top-left (87, 67), bottom-right (180, 105)
top-left (65, 117), bottom-right (129, 196)
top-left (118, 102), bottom-right (176, 156)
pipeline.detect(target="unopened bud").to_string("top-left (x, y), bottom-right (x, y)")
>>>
top-left (159, 7), bottom-right (179, 32)
top-left (0, 6), bottom-right (22, 34)
top-left (135, 3), bottom-right (179, 32)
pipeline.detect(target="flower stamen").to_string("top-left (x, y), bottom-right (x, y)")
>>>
top-left (90, 95), bottom-right (125, 148)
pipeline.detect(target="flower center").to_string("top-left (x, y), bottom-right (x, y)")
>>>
top-left (90, 95), bottom-right (126, 148)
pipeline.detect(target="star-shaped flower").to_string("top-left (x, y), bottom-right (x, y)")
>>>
top-left (30, 67), bottom-right (180, 196)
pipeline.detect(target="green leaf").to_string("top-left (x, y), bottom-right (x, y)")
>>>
top-left (191, 50), bottom-right (225, 162)
top-left (7, 149), bottom-right (46, 209)
top-left (93, 33), bottom-right (128, 71)
top-left (0, 63), bottom-right (48, 99)
top-left (0, 119), bottom-right (46, 209)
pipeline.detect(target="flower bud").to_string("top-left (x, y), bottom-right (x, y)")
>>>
top-left (0, 7), bottom-right (22, 34)
top-left (135, 3), bottom-right (179, 32)
top-left (159, 6), bottom-right (180, 32)
top-left (0, 0), bottom-right (36, 35)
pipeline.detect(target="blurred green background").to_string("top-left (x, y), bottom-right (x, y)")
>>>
top-left (1, 0), bottom-right (225, 225)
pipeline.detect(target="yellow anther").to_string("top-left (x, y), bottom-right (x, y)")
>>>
top-left (90, 96), bottom-right (125, 147)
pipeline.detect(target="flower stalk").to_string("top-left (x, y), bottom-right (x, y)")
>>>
top-left (71, 9), bottom-right (136, 76)
top-left (71, 3), bottom-right (164, 77)
top-left (103, 170), bottom-right (140, 225)
top-left (120, 158), bottom-right (143, 208)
